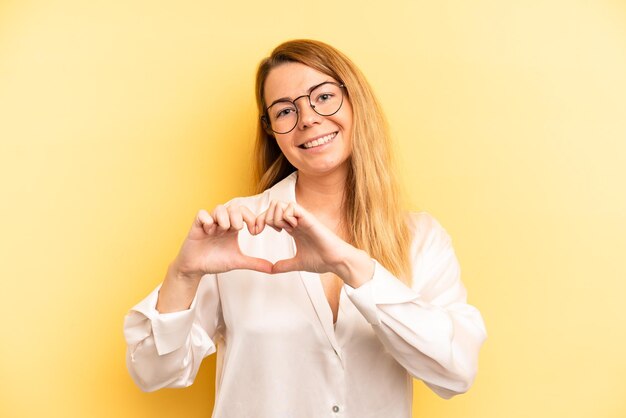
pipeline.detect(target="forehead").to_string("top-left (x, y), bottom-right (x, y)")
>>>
top-left (264, 62), bottom-right (334, 104)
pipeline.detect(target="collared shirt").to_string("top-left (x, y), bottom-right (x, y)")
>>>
top-left (123, 171), bottom-right (487, 418)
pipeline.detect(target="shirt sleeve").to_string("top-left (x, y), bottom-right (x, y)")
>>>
top-left (123, 273), bottom-right (223, 392)
top-left (344, 212), bottom-right (488, 399)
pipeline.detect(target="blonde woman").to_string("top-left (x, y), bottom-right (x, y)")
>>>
top-left (124, 39), bottom-right (487, 417)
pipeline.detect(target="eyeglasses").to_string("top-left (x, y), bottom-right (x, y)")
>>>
top-left (261, 81), bottom-right (346, 134)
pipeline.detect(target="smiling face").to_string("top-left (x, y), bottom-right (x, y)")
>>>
top-left (263, 62), bottom-right (353, 179)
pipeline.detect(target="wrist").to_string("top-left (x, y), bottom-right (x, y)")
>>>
top-left (335, 247), bottom-right (375, 288)
top-left (166, 262), bottom-right (203, 285)
top-left (157, 263), bottom-right (202, 313)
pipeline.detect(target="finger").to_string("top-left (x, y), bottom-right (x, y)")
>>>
top-left (284, 202), bottom-right (298, 228)
top-left (197, 210), bottom-right (215, 235)
top-left (264, 200), bottom-right (277, 225)
top-left (196, 208), bottom-right (212, 226)
top-left (292, 202), bottom-right (307, 219)
top-left (238, 255), bottom-right (274, 274)
top-left (228, 206), bottom-right (244, 231)
top-left (273, 201), bottom-right (289, 229)
top-left (290, 202), bottom-right (315, 229)
top-left (213, 205), bottom-right (230, 232)
top-left (264, 200), bottom-right (281, 233)
top-left (271, 257), bottom-right (302, 274)
top-left (255, 210), bottom-right (266, 235)
top-left (240, 206), bottom-right (259, 235)
top-left (206, 223), bottom-right (218, 235)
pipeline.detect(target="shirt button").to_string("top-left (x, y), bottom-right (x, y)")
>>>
top-left (332, 405), bottom-right (340, 413)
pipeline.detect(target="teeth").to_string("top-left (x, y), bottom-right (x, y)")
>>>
top-left (303, 132), bottom-right (336, 149)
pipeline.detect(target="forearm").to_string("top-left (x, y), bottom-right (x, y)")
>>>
top-left (124, 280), bottom-right (218, 391)
top-left (156, 263), bottom-right (203, 313)
top-left (343, 258), bottom-right (487, 399)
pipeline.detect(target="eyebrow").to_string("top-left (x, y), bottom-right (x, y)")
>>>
top-left (266, 80), bottom-right (332, 109)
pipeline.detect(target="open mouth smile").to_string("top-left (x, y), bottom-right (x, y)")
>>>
top-left (298, 132), bottom-right (338, 149)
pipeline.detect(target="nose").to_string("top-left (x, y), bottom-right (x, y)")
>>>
top-left (295, 96), bottom-right (322, 130)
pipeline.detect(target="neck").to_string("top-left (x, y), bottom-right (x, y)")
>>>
top-left (295, 167), bottom-right (348, 222)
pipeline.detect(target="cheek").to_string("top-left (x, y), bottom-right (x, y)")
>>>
top-left (342, 114), bottom-right (353, 143)
top-left (274, 136), bottom-right (296, 157)
top-left (276, 142), bottom-right (289, 157)
top-left (341, 103), bottom-right (354, 135)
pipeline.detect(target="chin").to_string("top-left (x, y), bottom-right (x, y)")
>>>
top-left (301, 160), bottom-right (350, 177)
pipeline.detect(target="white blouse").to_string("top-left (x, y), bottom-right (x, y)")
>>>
top-left (123, 172), bottom-right (487, 418)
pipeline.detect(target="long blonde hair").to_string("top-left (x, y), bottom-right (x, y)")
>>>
top-left (253, 39), bottom-right (413, 284)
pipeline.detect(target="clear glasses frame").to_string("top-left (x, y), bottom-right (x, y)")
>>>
top-left (261, 81), bottom-right (346, 134)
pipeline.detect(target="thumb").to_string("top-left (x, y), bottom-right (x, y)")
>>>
top-left (271, 257), bottom-right (302, 274)
top-left (238, 255), bottom-right (274, 274)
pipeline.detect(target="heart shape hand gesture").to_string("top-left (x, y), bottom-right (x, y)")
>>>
top-left (171, 200), bottom-right (362, 281)
top-left (159, 200), bottom-right (375, 313)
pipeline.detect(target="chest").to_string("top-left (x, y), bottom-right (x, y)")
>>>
top-left (216, 268), bottom-right (373, 347)
top-left (320, 272), bottom-right (343, 324)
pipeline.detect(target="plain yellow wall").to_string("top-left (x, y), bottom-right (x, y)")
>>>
top-left (1, 0), bottom-right (625, 417)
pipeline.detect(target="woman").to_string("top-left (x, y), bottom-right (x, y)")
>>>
top-left (124, 39), bottom-right (487, 417)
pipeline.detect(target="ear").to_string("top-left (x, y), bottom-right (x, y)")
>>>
top-left (260, 115), bottom-right (274, 136)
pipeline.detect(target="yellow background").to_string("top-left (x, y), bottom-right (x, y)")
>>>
top-left (1, 0), bottom-right (625, 417)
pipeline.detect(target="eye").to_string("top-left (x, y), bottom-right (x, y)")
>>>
top-left (314, 92), bottom-right (334, 104)
top-left (274, 105), bottom-right (296, 119)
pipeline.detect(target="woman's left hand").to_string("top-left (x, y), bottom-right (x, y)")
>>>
top-left (256, 200), bottom-right (374, 287)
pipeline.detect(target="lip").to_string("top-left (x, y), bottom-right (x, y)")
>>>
top-left (298, 131), bottom-right (338, 149)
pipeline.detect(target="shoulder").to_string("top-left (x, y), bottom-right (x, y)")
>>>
top-left (406, 211), bottom-right (453, 252)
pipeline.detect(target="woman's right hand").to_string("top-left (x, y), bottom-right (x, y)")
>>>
top-left (170, 204), bottom-right (274, 280)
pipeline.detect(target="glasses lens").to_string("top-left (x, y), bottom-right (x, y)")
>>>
top-left (268, 102), bottom-right (298, 134)
top-left (265, 83), bottom-right (345, 134)
top-left (310, 83), bottom-right (343, 116)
